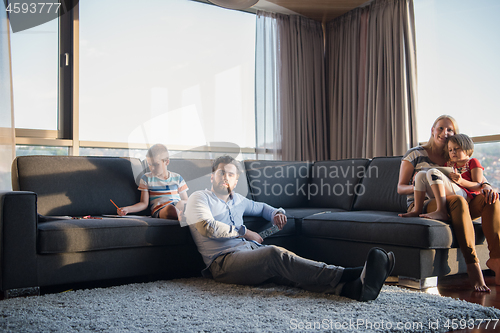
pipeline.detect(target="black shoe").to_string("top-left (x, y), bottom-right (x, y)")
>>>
top-left (358, 247), bottom-right (395, 302)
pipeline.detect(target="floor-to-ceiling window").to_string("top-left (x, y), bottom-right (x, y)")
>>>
top-left (11, 16), bottom-right (58, 131)
top-left (415, 0), bottom-right (500, 188)
top-left (12, 0), bottom-right (257, 160)
top-left (79, 0), bottom-right (256, 159)
top-left (10, 12), bottom-right (68, 156)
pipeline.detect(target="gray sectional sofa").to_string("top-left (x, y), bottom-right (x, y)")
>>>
top-left (0, 155), bottom-right (490, 297)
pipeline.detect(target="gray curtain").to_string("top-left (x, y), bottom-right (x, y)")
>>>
top-left (256, 11), bottom-right (327, 161)
top-left (327, 0), bottom-right (418, 159)
top-left (0, 7), bottom-right (16, 190)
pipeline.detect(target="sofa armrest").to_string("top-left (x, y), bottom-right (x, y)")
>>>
top-left (0, 191), bottom-right (38, 291)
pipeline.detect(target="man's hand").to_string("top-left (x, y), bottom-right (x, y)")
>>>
top-left (243, 229), bottom-right (263, 244)
top-left (273, 213), bottom-right (287, 230)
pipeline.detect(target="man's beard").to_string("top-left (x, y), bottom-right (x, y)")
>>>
top-left (213, 181), bottom-right (232, 195)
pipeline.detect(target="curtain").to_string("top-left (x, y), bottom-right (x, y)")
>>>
top-left (0, 5), bottom-right (16, 191)
top-left (326, 0), bottom-right (418, 159)
top-left (256, 11), bottom-right (327, 161)
top-left (255, 11), bottom-right (281, 160)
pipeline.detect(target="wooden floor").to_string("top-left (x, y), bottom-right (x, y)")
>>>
top-left (421, 271), bottom-right (500, 333)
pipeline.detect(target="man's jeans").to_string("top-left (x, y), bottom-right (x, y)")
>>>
top-left (209, 243), bottom-right (344, 294)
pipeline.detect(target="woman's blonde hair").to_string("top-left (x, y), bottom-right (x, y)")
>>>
top-left (422, 115), bottom-right (460, 153)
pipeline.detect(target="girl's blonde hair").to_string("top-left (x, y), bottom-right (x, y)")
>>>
top-left (422, 115), bottom-right (460, 153)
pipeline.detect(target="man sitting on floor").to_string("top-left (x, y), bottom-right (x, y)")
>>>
top-left (184, 155), bottom-right (395, 301)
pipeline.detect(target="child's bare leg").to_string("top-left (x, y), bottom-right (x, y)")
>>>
top-left (467, 263), bottom-right (490, 292)
top-left (420, 183), bottom-right (449, 221)
top-left (159, 204), bottom-right (179, 220)
top-left (486, 258), bottom-right (500, 286)
top-left (400, 170), bottom-right (429, 218)
top-left (399, 190), bottom-right (425, 217)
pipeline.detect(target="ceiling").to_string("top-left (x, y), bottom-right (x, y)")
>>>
top-left (252, 0), bottom-right (373, 23)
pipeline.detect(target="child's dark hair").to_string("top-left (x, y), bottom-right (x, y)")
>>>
top-left (212, 155), bottom-right (242, 177)
top-left (446, 134), bottom-right (474, 159)
top-left (146, 144), bottom-right (169, 160)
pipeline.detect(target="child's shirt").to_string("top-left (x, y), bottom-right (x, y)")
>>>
top-left (139, 171), bottom-right (188, 217)
top-left (446, 158), bottom-right (484, 199)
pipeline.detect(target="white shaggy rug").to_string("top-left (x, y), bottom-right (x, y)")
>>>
top-left (1, 277), bottom-right (499, 333)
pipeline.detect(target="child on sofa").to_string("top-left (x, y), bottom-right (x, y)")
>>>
top-left (117, 144), bottom-right (189, 220)
top-left (399, 133), bottom-right (484, 221)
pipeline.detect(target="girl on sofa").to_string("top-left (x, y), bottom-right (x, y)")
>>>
top-left (399, 133), bottom-right (485, 222)
top-left (397, 115), bottom-right (500, 292)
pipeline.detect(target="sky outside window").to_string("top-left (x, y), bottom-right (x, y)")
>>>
top-left (10, 18), bottom-right (58, 130)
top-left (414, 0), bottom-right (500, 141)
top-left (79, 0), bottom-right (256, 149)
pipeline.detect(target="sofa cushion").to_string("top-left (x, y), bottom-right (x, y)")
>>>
top-left (352, 156), bottom-right (407, 213)
top-left (308, 159), bottom-right (371, 210)
top-left (285, 208), bottom-right (346, 220)
top-left (13, 156), bottom-right (143, 217)
top-left (301, 211), bottom-right (486, 249)
top-left (37, 217), bottom-right (189, 254)
top-left (244, 160), bottom-right (312, 208)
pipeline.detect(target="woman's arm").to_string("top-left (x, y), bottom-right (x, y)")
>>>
top-left (398, 160), bottom-right (415, 196)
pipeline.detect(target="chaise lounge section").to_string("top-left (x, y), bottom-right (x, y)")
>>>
top-left (244, 157), bottom-right (489, 288)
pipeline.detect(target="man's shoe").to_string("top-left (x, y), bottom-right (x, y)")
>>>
top-left (358, 247), bottom-right (395, 301)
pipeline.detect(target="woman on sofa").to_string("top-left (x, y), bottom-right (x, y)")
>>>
top-left (397, 115), bottom-right (500, 292)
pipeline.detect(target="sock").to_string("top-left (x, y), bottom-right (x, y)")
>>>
top-left (339, 267), bottom-right (364, 300)
top-left (340, 278), bottom-right (362, 300)
top-left (339, 267), bottom-right (363, 283)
